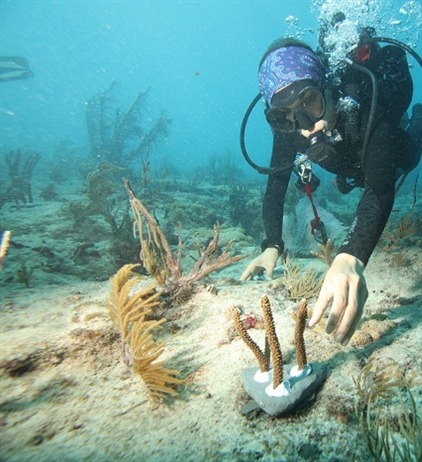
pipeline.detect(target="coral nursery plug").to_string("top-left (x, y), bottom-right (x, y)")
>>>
top-left (235, 295), bottom-right (329, 417)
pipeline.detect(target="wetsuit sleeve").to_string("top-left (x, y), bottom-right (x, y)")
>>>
top-left (338, 118), bottom-right (398, 265)
top-left (337, 44), bottom-right (413, 266)
top-left (261, 130), bottom-right (297, 253)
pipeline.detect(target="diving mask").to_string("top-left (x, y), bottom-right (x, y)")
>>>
top-left (265, 85), bottom-right (325, 133)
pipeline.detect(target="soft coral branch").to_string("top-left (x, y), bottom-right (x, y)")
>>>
top-left (124, 179), bottom-right (247, 302)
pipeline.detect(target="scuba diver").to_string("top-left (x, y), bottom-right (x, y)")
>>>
top-left (240, 20), bottom-right (422, 346)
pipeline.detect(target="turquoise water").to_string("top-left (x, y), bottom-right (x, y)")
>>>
top-left (1, 0), bottom-right (421, 172)
top-left (1, 0), bottom-right (421, 283)
top-left (0, 3), bottom-right (421, 461)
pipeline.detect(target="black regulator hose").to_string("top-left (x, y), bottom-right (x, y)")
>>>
top-left (240, 93), bottom-right (296, 175)
top-left (348, 60), bottom-right (378, 168)
top-left (350, 36), bottom-right (422, 167)
top-left (239, 93), bottom-right (276, 174)
top-left (365, 36), bottom-right (422, 67)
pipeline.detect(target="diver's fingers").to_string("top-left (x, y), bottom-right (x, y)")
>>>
top-left (240, 262), bottom-right (260, 281)
top-left (336, 279), bottom-right (368, 345)
top-left (337, 309), bottom-right (361, 346)
top-left (309, 281), bottom-right (333, 327)
top-left (325, 276), bottom-right (349, 334)
top-left (240, 267), bottom-right (253, 281)
top-left (334, 288), bottom-right (358, 344)
top-left (265, 262), bottom-right (275, 279)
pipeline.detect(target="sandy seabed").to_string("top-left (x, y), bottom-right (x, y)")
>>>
top-left (0, 249), bottom-right (421, 462)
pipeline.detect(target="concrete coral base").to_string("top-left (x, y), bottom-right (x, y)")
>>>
top-left (241, 363), bottom-right (329, 417)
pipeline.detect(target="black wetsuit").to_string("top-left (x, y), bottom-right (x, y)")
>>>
top-left (262, 45), bottom-right (418, 266)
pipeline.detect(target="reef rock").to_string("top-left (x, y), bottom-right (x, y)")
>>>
top-left (241, 362), bottom-right (329, 417)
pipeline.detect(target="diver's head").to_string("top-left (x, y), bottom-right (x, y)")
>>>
top-left (258, 38), bottom-right (327, 133)
top-left (266, 81), bottom-right (326, 133)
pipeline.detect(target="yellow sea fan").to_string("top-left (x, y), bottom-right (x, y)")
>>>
top-left (107, 264), bottom-right (185, 401)
top-left (107, 264), bottom-right (161, 346)
top-left (131, 318), bottom-right (186, 401)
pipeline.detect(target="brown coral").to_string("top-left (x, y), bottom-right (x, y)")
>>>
top-left (294, 299), bottom-right (308, 371)
top-left (235, 296), bottom-right (315, 389)
top-left (261, 295), bottom-right (283, 388)
top-left (232, 306), bottom-right (269, 373)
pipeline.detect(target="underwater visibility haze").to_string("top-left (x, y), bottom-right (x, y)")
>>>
top-left (0, 1), bottom-right (422, 461)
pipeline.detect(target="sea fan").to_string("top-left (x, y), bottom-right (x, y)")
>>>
top-left (107, 264), bottom-right (185, 401)
top-left (283, 196), bottom-right (346, 256)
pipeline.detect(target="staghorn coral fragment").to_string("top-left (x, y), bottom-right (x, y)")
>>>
top-left (261, 295), bottom-right (283, 388)
top-left (294, 299), bottom-right (308, 371)
top-left (232, 306), bottom-right (269, 373)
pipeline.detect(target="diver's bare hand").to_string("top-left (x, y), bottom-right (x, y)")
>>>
top-left (309, 253), bottom-right (368, 345)
top-left (240, 247), bottom-right (279, 281)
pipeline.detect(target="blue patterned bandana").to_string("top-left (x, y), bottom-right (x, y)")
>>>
top-left (258, 46), bottom-right (325, 106)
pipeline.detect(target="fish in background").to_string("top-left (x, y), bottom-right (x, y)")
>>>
top-left (0, 56), bottom-right (34, 81)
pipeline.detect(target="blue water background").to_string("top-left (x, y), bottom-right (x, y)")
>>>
top-left (1, 0), bottom-right (421, 180)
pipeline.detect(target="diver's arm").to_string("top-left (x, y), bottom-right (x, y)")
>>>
top-left (261, 130), bottom-right (296, 253)
top-left (337, 119), bottom-right (397, 265)
top-left (240, 131), bottom-right (296, 281)
top-left (310, 119), bottom-right (396, 345)
top-left (306, 44), bottom-right (412, 346)
top-left (336, 44), bottom-right (412, 264)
